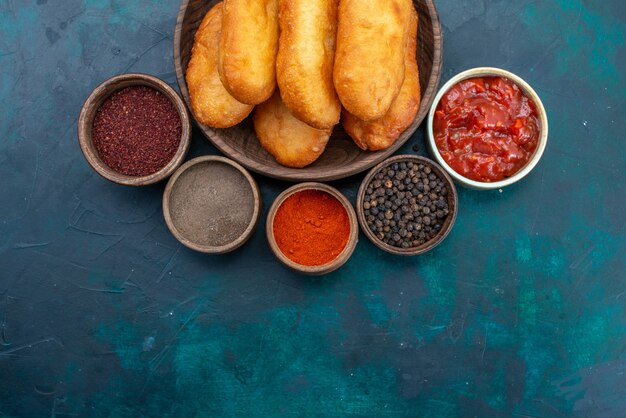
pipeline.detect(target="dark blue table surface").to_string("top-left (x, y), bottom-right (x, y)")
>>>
top-left (0, 1), bottom-right (625, 416)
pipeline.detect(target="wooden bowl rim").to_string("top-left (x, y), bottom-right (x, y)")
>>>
top-left (77, 73), bottom-right (192, 186)
top-left (356, 154), bottom-right (458, 256)
top-left (162, 155), bottom-right (262, 254)
top-left (426, 67), bottom-right (549, 190)
top-left (173, 0), bottom-right (443, 182)
top-left (266, 183), bottom-right (359, 275)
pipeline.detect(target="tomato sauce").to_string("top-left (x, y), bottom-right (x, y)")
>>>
top-left (433, 76), bottom-right (541, 182)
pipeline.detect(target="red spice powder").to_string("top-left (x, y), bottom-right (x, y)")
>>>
top-left (273, 190), bottom-right (351, 267)
top-left (92, 86), bottom-right (182, 176)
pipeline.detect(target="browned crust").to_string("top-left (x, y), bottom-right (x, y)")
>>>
top-left (276, 0), bottom-right (341, 129)
top-left (253, 91), bottom-right (332, 168)
top-left (343, 7), bottom-right (421, 151)
top-left (186, 3), bottom-right (253, 128)
top-left (333, 0), bottom-right (412, 121)
top-left (218, 0), bottom-right (279, 105)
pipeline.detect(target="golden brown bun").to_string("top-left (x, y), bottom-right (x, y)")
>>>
top-left (218, 0), bottom-right (279, 105)
top-left (343, 7), bottom-right (421, 151)
top-left (186, 3), bottom-right (253, 128)
top-left (333, 0), bottom-right (412, 121)
top-left (276, 0), bottom-right (341, 129)
top-left (253, 91), bottom-right (332, 168)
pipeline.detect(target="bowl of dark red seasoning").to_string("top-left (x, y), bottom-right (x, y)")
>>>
top-left (357, 155), bottom-right (458, 256)
top-left (427, 67), bottom-right (548, 190)
top-left (267, 183), bottom-right (358, 275)
top-left (78, 73), bottom-right (191, 186)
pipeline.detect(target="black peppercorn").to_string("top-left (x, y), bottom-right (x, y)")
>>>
top-left (362, 160), bottom-right (450, 249)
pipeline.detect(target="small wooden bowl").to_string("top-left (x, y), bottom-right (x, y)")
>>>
top-left (174, 0), bottom-right (442, 182)
top-left (163, 156), bottom-right (261, 254)
top-left (266, 183), bottom-right (358, 275)
top-left (356, 155), bottom-right (458, 256)
top-left (78, 73), bottom-right (192, 186)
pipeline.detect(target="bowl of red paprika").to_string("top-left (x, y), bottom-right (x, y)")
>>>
top-left (266, 183), bottom-right (358, 275)
top-left (78, 73), bottom-right (192, 186)
top-left (426, 67), bottom-right (548, 190)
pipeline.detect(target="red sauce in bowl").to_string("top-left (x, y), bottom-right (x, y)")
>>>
top-left (433, 76), bottom-right (541, 182)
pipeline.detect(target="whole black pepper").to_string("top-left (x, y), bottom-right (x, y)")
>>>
top-left (363, 160), bottom-right (450, 249)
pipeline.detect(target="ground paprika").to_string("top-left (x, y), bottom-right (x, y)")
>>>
top-left (273, 190), bottom-right (350, 266)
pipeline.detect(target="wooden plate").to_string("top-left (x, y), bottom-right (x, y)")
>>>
top-left (174, 0), bottom-right (442, 182)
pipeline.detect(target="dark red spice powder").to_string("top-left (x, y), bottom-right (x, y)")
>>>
top-left (92, 86), bottom-right (182, 176)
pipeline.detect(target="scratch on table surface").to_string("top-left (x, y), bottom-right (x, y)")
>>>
top-left (574, 0), bottom-right (583, 33)
top-left (0, 336), bottom-right (61, 357)
top-left (139, 304), bottom-right (160, 314)
top-left (122, 36), bottom-right (168, 73)
top-left (269, 276), bottom-right (303, 292)
top-left (143, 303), bottom-right (205, 391)
top-left (63, 5), bottom-right (87, 26)
top-left (1, 327), bottom-right (10, 347)
top-left (123, 270), bottom-right (145, 293)
top-left (176, 295), bottom-right (201, 309)
top-left (128, 15), bottom-right (172, 39)
top-left (5, 143), bottom-right (40, 223)
top-left (58, 117), bottom-right (80, 143)
top-left (13, 242), bottom-right (51, 249)
top-left (68, 224), bottom-right (121, 238)
top-left (176, 304), bottom-right (204, 336)
top-left (532, 398), bottom-right (567, 418)
top-left (73, 285), bottom-right (125, 295)
top-left (31, 250), bottom-right (90, 272)
top-left (481, 326), bottom-right (488, 363)
top-left (147, 342), bottom-right (170, 371)
top-left (426, 325), bottom-right (446, 331)
top-left (33, 384), bottom-right (56, 396)
top-left (67, 199), bottom-right (84, 225)
top-left (142, 344), bottom-right (170, 392)
top-left (116, 207), bottom-right (159, 225)
top-left (529, 35), bottom-right (562, 72)
top-left (1, 295), bottom-right (14, 347)
top-left (569, 244), bottom-right (595, 271)
top-left (156, 246), bottom-right (181, 283)
top-left (92, 234), bottom-right (125, 259)
top-left (425, 274), bottom-right (493, 290)
top-left (551, 148), bottom-right (620, 174)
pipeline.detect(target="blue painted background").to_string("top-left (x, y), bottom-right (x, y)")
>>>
top-left (0, 0), bottom-right (624, 416)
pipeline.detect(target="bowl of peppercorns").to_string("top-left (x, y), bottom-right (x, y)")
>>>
top-left (78, 73), bottom-right (192, 186)
top-left (357, 155), bottom-right (458, 255)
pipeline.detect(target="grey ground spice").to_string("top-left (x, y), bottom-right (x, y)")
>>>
top-left (168, 162), bottom-right (255, 247)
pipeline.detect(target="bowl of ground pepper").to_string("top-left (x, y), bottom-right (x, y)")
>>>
top-left (267, 183), bottom-right (358, 275)
top-left (78, 73), bottom-right (192, 186)
top-left (357, 155), bottom-right (458, 256)
top-left (163, 156), bottom-right (262, 254)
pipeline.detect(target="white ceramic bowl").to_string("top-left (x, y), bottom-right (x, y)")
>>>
top-left (426, 67), bottom-right (548, 190)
